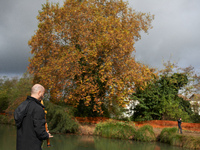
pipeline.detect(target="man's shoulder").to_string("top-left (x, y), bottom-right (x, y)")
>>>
top-left (30, 101), bottom-right (43, 110)
top-left (28, 101), bottom-right (44, 115)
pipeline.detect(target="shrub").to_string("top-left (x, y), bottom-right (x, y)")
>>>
top-left (191, 113), bottom-right (200, 123)
top-left (158, 127), bottom-right (177, 143)
top-left (158, 127), bottom-right (200, 149)
top-left (44, 101), bottom-right (79, 133)
top-left (0, 114), bottom-right (15, 125)
top-left (183, 136), bottom-right (200, 149)
top-left (0, 91), bottom-right (9, 112)
top-left (0, 115), bottom-right (6, 123)
top-left (134, 125), bottom-right (156, 142)
top-left (170, 134), bottom-right (183, 146)
top-left (94, 120), bottom-right (136, 140)
top-left (5, 96), bottom-right (27, 114)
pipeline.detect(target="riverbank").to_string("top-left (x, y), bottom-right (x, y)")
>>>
top-left (1, 114), bottom-right (200, 137)
top-left (78, 123), bottom-right (200, 138)
top-left (76, 117), bottom-right (200, 137)
top-left (1, 114), bottom-right (200, 149)
top-left (77, 120), bottom-right (200, 149)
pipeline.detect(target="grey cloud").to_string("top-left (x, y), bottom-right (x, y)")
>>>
top-left (130, 0), bottom-right (200, 71)
top-left (0, 0), bottom-right (64, 75)
top-left (0, 0), bottom-right (200, 76)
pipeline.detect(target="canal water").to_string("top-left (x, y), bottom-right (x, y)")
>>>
top-left (0, 124), bottom-right (187, 150)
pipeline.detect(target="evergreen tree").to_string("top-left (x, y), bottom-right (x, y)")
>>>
top-left (131, 73), bottom-right (192, 121)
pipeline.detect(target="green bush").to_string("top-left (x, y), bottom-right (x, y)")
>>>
top-left (191, 113), bottom-right (200, 123)
top-left (158, 127), bottom-right (200, 149)
top-left (183, 136), bottom-right (200, 149)
top-left (134, 125), bottom-right (156, 142)
top-left (94, 120), bottom-right (135, 140)
top-left (158, 127), bottom-right (183, 147)
top-left (0, 92), bottom-right (9, 112)
top-left (158, 127), bottom-right (177, 143)
top-left (44, 101), bottom-right (79, 133)
top-left (0, 115), bottom-right (15, 125)
top-left (170, 134), bottom-right (183, 146)
top-left (0, 115), bottom-right (6, 123)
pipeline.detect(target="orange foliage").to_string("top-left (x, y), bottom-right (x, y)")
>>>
top-left (28, 0), bottom-right (155, 113)
top-left (75, 117), bottom-right (109, 124)
top-left (0, 113), bottom-right (6, 116)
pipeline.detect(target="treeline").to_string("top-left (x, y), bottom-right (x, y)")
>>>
top-left (0, 63), bottom-right (200, 124)
top-left (130, 63), bottom-right (200, 123)
top-left (0, 73), bottom-right (32, 113)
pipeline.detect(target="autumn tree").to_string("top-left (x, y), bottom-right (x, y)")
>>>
top-left (28, 0), bottom-right (155, 114)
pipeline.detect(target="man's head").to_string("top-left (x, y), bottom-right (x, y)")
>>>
top-left (31, 84), bottom-right (45, 101)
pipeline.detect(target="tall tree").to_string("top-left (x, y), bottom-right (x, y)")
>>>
top-left (131, 72), bottom-right (192, 121)
top-left (28, 0), bottom-right (155, 114)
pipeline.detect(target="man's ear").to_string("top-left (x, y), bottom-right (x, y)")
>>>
top-left (38, 90), bottom-right (42, 96)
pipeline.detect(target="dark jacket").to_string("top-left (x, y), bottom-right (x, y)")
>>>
top-left (14, 96), bottom-right (49, 150)
top-left (177, 119), bottom-right (182, 127)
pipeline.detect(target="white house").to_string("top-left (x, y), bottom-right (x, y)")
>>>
top-left (189, 94), bottom-right (200, 115)
top-left (122, 99), bottom-right (139, 118)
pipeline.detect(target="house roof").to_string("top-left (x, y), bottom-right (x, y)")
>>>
top-left (178, 94), bottom-right (190, 101)
top-left (189, 94), bottom-right (200, 101)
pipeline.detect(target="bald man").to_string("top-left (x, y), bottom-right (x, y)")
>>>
top-left (14, 84), bottom-right (52, 150)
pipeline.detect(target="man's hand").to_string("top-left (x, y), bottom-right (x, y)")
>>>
top-left (47, 131), bottom-right (53, 138)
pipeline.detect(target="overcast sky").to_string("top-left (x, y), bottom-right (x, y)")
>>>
top-left (0, 0), bottom-right (200, 77)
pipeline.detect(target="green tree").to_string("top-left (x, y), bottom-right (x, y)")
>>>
top-left (0, 73), bottom-right (33, 113)
top-left (0, 76), bottom-right (18, 112)
top-left (0, 90), bottom-right (9, 112)
top-left (28, 0), bottom-right (155, 115)
top-left (131, 73), bottom-right (192, 121)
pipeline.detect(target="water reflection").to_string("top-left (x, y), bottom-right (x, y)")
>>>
top-left (0, 124), bottom-right (16, 150)
top-left (0, 125), bottom-right (186, 150)
top-left (43, 134), bottom-right (185, 150)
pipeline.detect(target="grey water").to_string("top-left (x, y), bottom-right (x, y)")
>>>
top-left (0, 124), bottom-right (187, 150)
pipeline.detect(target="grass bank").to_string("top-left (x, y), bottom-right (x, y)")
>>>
top-left (94, 120), bottom-right (156, 142)
top-left (158, 127), bottom-right (200, 149)
top-left (94, 119), bottom-right (135, 139)
top-left (93, 120), bottom-right (200, 149)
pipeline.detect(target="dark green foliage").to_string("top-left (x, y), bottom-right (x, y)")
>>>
top-left (0, 73), bottom-right (33, 113)
top-left (0, 115), bottom-right (15, 125)
top-left (159, 127), bottom-right (183, 146)
top-left (44, 101), bottom-right (79, 133)
top-left (74, 99), bottom-right (110, 117)
top-left (0, 115), bottom-right (7, 123)
top-left (94, 120), bottom-right (136, 139)
top-left (158, 127), bottom-right (178, 143)
top-left (191, 113), bottom-right (200, 123)
top-left (134, 125), bottom-right (156, 142)
top-left (0, 92), bottom-right (9, 112)
top-left (131, 73), bottom-right (192, 121)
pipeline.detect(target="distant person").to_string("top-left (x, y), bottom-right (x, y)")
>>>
top-left (177, 117), bottom-right (182, 134)
top-left (14, 84), bottom-right (53, 150)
